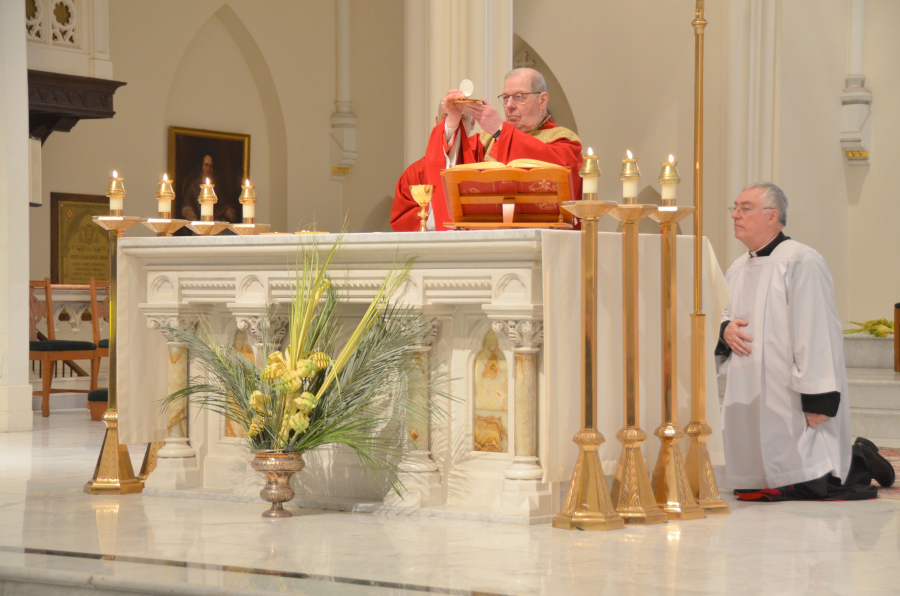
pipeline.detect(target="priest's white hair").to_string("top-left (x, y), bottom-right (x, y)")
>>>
top-left (743, 182), bottom-right (788, 226)
top-left (505, 68), bottom-right (547, 94)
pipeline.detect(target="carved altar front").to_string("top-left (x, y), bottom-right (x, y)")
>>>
top-left (116, 230), bottom-right (728, 523)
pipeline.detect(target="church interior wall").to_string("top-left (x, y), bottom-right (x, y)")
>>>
top-left (848, 0), bottom-right (900, 322)
top-left (29, 0), bottom-right (411, 282)
top-left (512, 0), bottom-right (732, 253)
top-left (341, 0), bottom-right (406, 233)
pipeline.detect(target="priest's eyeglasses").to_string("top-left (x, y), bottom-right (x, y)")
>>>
top-left (498, 92), bottom-right (541, 104)
top-left (731, 204), bottom-right (775, 216)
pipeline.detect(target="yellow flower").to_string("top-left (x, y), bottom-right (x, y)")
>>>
top-left (248, 416), bottom-right (261, 438)
top-left (249, 390), bottom-right (266, 413)
top-left (289, 412), bottom-right (309, 434)
top-left (310, 352), bottom-right (330, 372)
top-left (294, 391), bottom-right (317, 415)
top-left (279, 360), bottom-right (318, 393)
top-left (261, 351), bottom-right (288, 383)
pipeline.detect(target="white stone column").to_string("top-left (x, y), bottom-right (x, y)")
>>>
top-left (492, 319), bottom-right (551, 516)
top-left (404, 0), bottom-right (513, 165)
top-left (143, 313), bottom-right (202, 489)
top-left (330, 0), bottom-right (357, 181)
top-left (384, 318), bottom-right (443, 508)
top-left (0, 3), bottom-right (33, 432)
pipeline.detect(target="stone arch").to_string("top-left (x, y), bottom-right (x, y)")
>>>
top-left (164, 4), bottom-right (288, 230)
top-left (512, 34), bottom-right (578, 134)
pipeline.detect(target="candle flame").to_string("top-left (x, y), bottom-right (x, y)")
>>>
top-left (669, 154), bottom-right (674, 163)
top-left (112, 170), bottom-right (118, 178)
top-left (245, 178), bottom-right (250, 186)
top-left (163, 173), bottom-right (168, 181)
top-left (626, 150), bottom-right (633, 159)
top-left (587, 147), bottom-right (593, 156)
top-left (205, 177), bottom-right (210, 185)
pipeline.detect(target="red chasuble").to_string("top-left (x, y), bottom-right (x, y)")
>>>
top-left (423, 116), bottom-right (584, 231)
top-left (390, 158), bottom-right (428, 232)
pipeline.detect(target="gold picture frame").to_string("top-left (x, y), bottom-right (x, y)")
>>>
top-left (167, 126), bottom-right (250, 231)
top-left (50, 193), bottom-right (110, 284)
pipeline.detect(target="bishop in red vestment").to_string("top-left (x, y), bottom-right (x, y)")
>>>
top-left (422, 67), bottom-right (584, 231)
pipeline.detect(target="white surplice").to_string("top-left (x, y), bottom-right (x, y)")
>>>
top-left (718, 239), bottom-right (851, 489)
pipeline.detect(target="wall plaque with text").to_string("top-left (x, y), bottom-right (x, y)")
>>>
top-left (51, 193), bottom-right (110, 284)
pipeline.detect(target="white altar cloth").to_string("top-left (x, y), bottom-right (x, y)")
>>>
top-left (115, 230), bottom-right (727, 501)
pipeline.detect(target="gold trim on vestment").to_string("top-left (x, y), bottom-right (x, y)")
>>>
top-left (478, 124), bottom-right (580, 162)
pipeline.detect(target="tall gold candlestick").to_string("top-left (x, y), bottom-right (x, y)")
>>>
top-left (85, 175), bottom-right (143, 495)
top-left (608, 156), bottom-right (667, 525)
top-left (685, 0), bottom-right (729, 514)
top-left (553, 156), bottom-right (623, 532)
top-left (649, 160), bottom-right (703, 520)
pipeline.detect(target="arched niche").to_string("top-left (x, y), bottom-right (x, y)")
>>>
top-left (164, 5), bottom-right (287, 231)
top-left (512, 34), bottom-right (578, 135)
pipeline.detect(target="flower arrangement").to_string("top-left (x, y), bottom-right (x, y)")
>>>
top-left (163, 240), bottom-right (443, 492)
top-left (844, 318), bottom-right (894, 338)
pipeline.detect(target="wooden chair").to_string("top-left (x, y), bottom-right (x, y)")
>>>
top-left (89, 279), bottom-right (110, 384)
top-left (29, 278), bottom-right (98, 417)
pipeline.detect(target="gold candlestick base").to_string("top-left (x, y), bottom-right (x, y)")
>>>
top-left (609, 428), bottom-right (668, 524)
top-left (648, 206), bottom-right (703, 520)
top-left (84, 411), bottom-right (143, 495)
top-left (138, 440), bottom-right (166, 482)
top-left (552, 429), bottom-right (625, 531)
top-left (186, 221), bottom-right (230, 235)
top-left (142, 218), bottom-right (188, 237)
top-left (686, 313), bottom-right (730, 514)
top-left (651, 424), bottom-right (705, 519)
top-left (553, 200), bottom-right (623, 532)
top-left (230, 223), bottom-right (272, 235)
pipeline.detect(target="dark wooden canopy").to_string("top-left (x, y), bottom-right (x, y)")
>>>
top-left (28, 70), bottom-right (126, 144)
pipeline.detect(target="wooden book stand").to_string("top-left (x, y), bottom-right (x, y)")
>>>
top-left (440, 160), bottom-right (575, 230)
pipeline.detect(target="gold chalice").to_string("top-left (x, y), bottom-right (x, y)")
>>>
top-left (410, 185), bottom-right (433, 232)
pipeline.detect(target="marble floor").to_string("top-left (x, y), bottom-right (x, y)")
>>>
top-left (0, 411), bottom-right (897, 596)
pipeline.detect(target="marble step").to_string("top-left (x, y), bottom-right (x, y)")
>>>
top-left (843, 335), bottom-right (894, 369)
top-left (848, 367), bottom-right (900, 447)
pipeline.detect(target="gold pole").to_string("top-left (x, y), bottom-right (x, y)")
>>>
top-left (685, 0), bottom-right (729, 514)
top-left (553, 169), bottom-right (623, 530)
top-left (649, 195), bottom-right (703, 520)
top-left (608, 199), bottom-right (667, 525)
top-left (85, 185), bottom-right (143, 495)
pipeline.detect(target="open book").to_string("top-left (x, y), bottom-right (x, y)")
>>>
top-left (446, 158), bottom-right (566, 171)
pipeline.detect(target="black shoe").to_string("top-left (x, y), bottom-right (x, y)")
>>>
top-left (855, 437), bottom-right (896, 488)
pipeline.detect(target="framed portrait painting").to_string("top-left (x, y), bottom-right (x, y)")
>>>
top-left (167, 126), bottom-right (250, 234)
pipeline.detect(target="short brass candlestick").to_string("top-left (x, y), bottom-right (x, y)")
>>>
top-left (230, 180), bottom-right (271, 235)
top-left (648, 160), bottom-right (704, 520)
top-left (607, 163), bottom-right (667, 525)
top-left (142, 175), bottom-right (187, 237)
top-left (685, 0), bottom-right (729, 514)
top-left (85, 177), bottom-right (143, 495)
top-left (410, 185), bottom-right (433, 232)
top-left (553, 158), bottom-right (623, 532)
top-left (187, 180), bottom-right (229, 235)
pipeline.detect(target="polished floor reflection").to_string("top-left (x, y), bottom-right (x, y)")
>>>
top-left (0, 410), bottom-right (896, 595)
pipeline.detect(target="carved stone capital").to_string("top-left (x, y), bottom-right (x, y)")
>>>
top-left (236, 315), bottom-right (289, 346)
top-left (492, 319), bottom-right (543, 352)
top-left (147, 314), bottom-right (200, 343)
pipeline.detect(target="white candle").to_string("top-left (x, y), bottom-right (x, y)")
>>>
top-left (659, 155), bottom-right (678, 201)
top-left (109, 170), bottom-right (124, 211)
top-left (622, 151), bottom-right (638, 198)
top-left (582, 148), bottom-right (598, 194)
top-left (157, 173), bottom-right (172, 214)
top-left (200, 177), bottom-right (214, 217)
top-left (243, 202), bottom-right (255, 219)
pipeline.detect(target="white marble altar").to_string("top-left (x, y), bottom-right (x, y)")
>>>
top-left (116, 230), bottom-right (728, 521)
